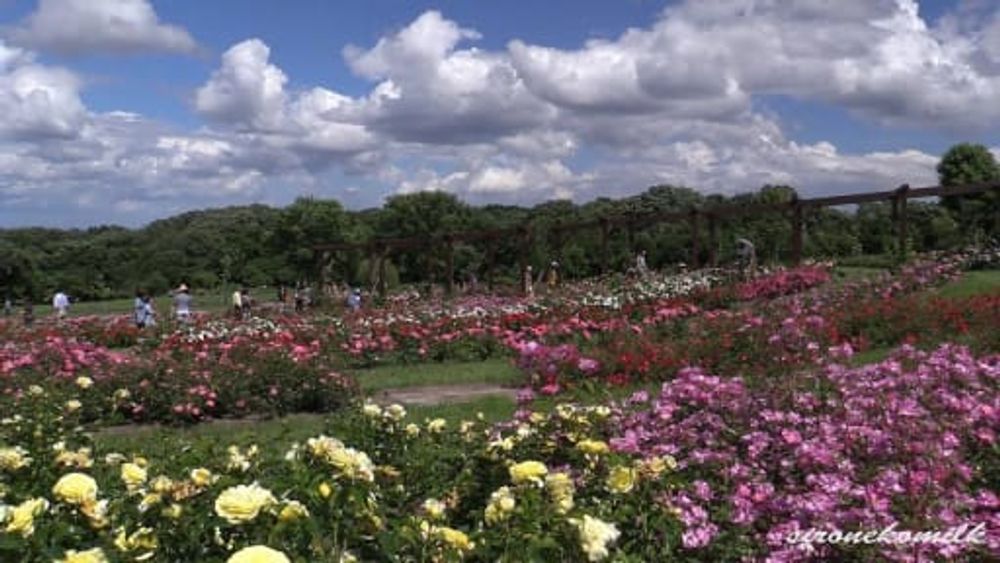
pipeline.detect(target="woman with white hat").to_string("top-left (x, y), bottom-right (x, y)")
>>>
top-left (172, 283), bottom-right (192, 322)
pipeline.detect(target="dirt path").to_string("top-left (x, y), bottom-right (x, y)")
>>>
top-left (373, 383), bottom-right (517, 406)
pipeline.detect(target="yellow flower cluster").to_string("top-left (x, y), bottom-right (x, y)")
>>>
top-left (56, 547), bottom-right (108, 563)
top-left (214, 483), bottom-right (277, 524)
top-left (53, 472), bottom-right (99, 505)
top-left (484, 486), bottom-right (516, 525)
top-left (0, 446), bottom-right (31, 471)
top-left (570, 515), bottom-right (621, 562)
top-left (422, 498), bottom-right (447, 521)
top-left (305, 435), bottom-right (374, 482)
top-left (113, 526), bottom-right (158, 559)
top-left (54, 443), bottom-right (94, 469)
top-left (545, 472), bottom-right (575, 514)
top-left (509, 460), bottom-right (548, 485)
top-left (605, 466), bottom-right (637, 494)
top-left (3, 497), bottom-right (48, 537)
top-left (227, 545), bottom-right (290, 563)
top-left (420, 521), bottom-right (475, 553)
top-left (226, 445), bottom-right (259, 473)
top-left (576, 439), bottom-right (610, 456)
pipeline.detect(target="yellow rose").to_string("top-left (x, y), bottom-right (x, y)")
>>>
top-left (52, 472), bottom-right (98, 505)
top-left (138, 493), bottom-right (162, 512)
top-left (75, 376), bottom-right (94, 389)
top-left (55, 547), bottom-right (108, 563)
top-left (81, 499), bottom-right (109, 529)
top-left (121, 463), bottom-right (147, 490)
top-left (161, 503), bottom-right (183, 519)
top-left (114, 526), bottom-right (158, 554)
top-left (570, 515), bottom-right (620, 562)
top-left (277, 500), bottom-right (309, 522)
top-left (509, 461), bottom-right (548, 485)
top-left (484, 487), bottom-right (516, 525)
top-left (214, 483), bottom-right (276, 524)
top-left (384, 404), bottom-right (406, 421)
top-left (227, 545), bottom-right (290, 563)
top-left (435, 526), bottom-right (474, 552)
top-left (422, 498), bottom-right (446, 521)
top-left (0, 446), bottom-right (31, 471)
top-left (405, 423), bottom-right (420, 437)
top-left (191, 467), bottom-right (215, 487)
top-left (576, 440), bottom-right (609, 456)
top-left (318, 482), bottom-right (332, 498)
top-left (606, 466), bottom-right (637, 494)
top-left (426, 418), bottom-right (446, 433)
top-left (545, 471), bottom-right (576, 513)
top-left (65, 400), bottom-right (82, 413)
top-left (4, 497), bottom-right (48, 537)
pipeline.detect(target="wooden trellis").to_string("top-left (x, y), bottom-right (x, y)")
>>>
top-left (313, 181), bottom-right (999, 296)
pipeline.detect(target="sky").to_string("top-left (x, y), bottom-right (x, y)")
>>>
top-left (0, 0), bottom-right (997, 228)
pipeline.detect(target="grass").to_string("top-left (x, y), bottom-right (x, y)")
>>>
top-left (352, 358), bottom-right (521, 392)
top-left (833, 266), bottom-right (887, 281)
top-left (933, 270), bottom-right (1000, 299)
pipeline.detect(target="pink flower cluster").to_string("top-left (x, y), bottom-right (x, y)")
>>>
top-left (610, 345), bottom-right (1000, 561)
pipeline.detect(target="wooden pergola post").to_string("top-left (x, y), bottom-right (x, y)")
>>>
top-left (689, 209), bottom-right (701, 269)
top-left (707, 213), bottom-right (719, 267)
top-left (790, 199), bottom-right (804, 266)
top-left (485, 238), bottom-right (497, 291)
top-left (366, 243), bottom-right (379, 293)
top-left (599, 218), bottom-right (610, 274)
top-left (518, 225), bottom-right (532, 284)
top-left (896, 184), bottom-right (910, 258)
top-left (444, 236), bottom-right (455, 296)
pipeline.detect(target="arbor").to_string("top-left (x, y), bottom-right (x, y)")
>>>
top-left (936, 143), bottom-right (999, 237)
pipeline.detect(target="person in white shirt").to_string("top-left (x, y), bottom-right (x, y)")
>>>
top-left (52, 291), bottom-right (70, 318)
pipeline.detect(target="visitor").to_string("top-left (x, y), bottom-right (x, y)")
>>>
top-left (172, 284), bottom-right (192, 323)
top-left (294, 285), bottom-right (305, 313)
top-left (3, 295), bottom-right (11, 317)
top-left (52, 290), bottom-right (70, 319)
top-left (546, 261), bottom-right (560, 289)
top-left (346, 287), bottom-right (362, 312)
top-left (240, 288), bottom-right (252, 320)
top-left (231, 288), bottom-right (243, 319)
top-left (143, 295), bottom-right (157, 328)
top-left (522, 265), bottom-right (534, 297)
top-left (736, 238), bottom-right (756, 279)
top-left (635, 250), bottom-right (649, 277)
top-left (133, 290), bottom-right (149, 328)
top-left (22, 299), bottom-right (34, 327)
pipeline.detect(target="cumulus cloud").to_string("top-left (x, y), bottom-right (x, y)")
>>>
top-left (0, 40), bottom-right (87, 140)
top-left (8, 0), bottom-right (198, 55)
top-left (345, 11), bottom-right (554, 144)
top-left (3, 4), bottom-right (999, 226)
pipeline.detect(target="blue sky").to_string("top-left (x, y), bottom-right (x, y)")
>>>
top-left (0, 0), bottom-right (997, 227)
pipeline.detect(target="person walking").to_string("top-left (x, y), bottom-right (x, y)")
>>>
top-left (133, 290), bottom-right (149, 329)
top-left (346, 287), bottom-right (362, 312)
top-left (635, 250), bottom-right (649, 277)
top-left (143, 295), bottom-right (157, 328)
top-left (522, 265), bottom-right (534, 297)
top-left (240, 288), bottom-right (252, 320)
top-left (172, 284), bottom-right (192, 323)
top-left (736, 238), bottom-right (756, 280)
top-left (3, 295), bottom-right (12, 317)
top-left (22, 299), bottom-right (34, 327)
top-left (52, 290), bottom-right (70, 319)
top-left (546, 261), bottom-right (560, 290)
top-left (231, 288), bottom-right (243, 319)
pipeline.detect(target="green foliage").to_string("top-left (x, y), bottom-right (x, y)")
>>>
top-left (1, 180), bottom-right (994, 301)
top-left (937, 143), bottom-right (1000, 236)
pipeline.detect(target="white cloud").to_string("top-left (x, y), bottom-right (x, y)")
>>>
top-left (195, 39), bottom-right (288, 131)
top-left (2, 5), bottom-right (998, 226)
top-left (8, 0), bottom-right (197, 55)
top-left (0, 41), bottom-right (87, 140)
top-left (345, 11), bottom-right (554, 144)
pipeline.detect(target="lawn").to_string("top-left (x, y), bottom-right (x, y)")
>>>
top-left (934, 269), bottom-right (1000, 299)
top-left (351, 358), bottom-right (520, 392)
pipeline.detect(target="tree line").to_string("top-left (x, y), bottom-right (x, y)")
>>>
top-left (1, 143), bottom-right (996, 301)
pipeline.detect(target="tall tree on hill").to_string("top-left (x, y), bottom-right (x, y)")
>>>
top-left (936, 143), bottom-right (1000, 238)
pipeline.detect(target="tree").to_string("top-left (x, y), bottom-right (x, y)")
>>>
top-left (936, 143), bottom-right (1000, 237)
